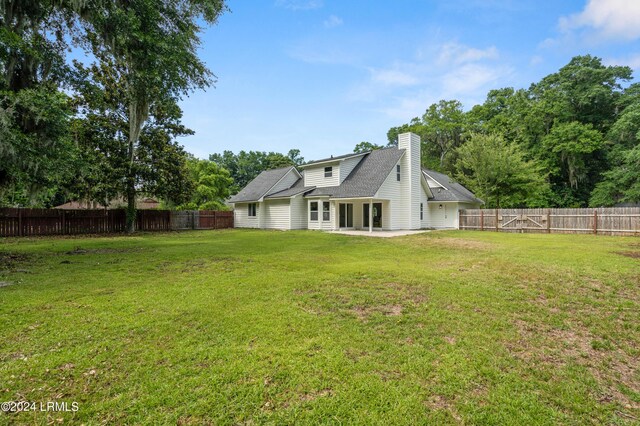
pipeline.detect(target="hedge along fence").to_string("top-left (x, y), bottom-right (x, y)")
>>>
top-left (0, 208), bottom-right (233, 237)
top-left (459, 207), bottom-right (640, 236)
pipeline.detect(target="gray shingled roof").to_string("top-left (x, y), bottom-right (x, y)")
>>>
top-left (306, 147), bottom-right (405, 198)
top-left (228, 166), bottom-right (295, 203)
top-left (300, 151), bottom-right (367, 167)
top-left (265, 178), bottom-right (315, 198)
top-left (423, 168), bottom-right (483, 204)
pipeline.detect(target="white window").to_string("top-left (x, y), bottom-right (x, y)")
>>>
top-left (420, 203), bottom-right (423, 220)
top-left (248, 203), bottom-right (257, 217)
top-left (322, 202), bottom-right (330, 221)
top-left (397, 164), bottom-right (401, 181)
top-left (324, 166), bottom-right (333, 178)
top-left (310, 202), bottom-right (318, 221)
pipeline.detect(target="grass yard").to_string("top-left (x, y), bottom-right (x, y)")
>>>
top-left (1, 230), bottom-right (639, 425)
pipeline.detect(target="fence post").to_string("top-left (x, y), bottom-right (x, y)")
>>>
top-left (61, 210), bottom-right (66, 235)
top-left (18, 208), bottom-right (23, 237)
top-left (192, 211), bottom-right (196, 230)
top-left (214, 211), bottom-right (218, 229)
top-left (593, 209), bottom-right (598, 235)
top-left (480, 210), bottom-right (484, 231)
top-left (495, 209), bottom-right (499, 232)
top-left (547, 210), bottom-right (551, 233)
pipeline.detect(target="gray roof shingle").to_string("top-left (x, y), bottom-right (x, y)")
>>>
top-left (306, 147), bottom-right (405, 198)
top-left (228, 166), bottom-right (295, 203)
top-left (422, 168), bottom-right (483, 204)
top-left (265, 178), bottom-right (315, 198)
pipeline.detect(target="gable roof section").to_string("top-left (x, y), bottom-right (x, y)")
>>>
top-left (265, 178), bottom-right (315, 199)
top-left (299, 151), bottom-right (368, 168)
top-left (306, 147), bottom-right (405, 198)
top-left (228, 166), bottom-right (297, 203)
top-left (422, 168), bottom-right (483, 204)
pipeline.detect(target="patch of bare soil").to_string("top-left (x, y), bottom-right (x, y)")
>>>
top-left (299, 388), bottom-right (333, 402)
top-left (65, 247), bottom-right (144, 255)
top-left (351, 304), bottom-right (403, 320)
top-left (509, 319), bottom-right (640, 410)
top-left (0, 252), bottom-right (31, 271)
top-left (424, 394), bottom-right (462, 422)
top-left (616, 251), bottom-right (640, 259)
top-left (416, 237), bottom-right (494, 251)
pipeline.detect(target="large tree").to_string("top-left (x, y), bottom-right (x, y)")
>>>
top-left (456, 133), bottom-right (549, 208)
top-left (210, 149), bottom-right (299, 194)
top-left (71, 59), bottom-right (196, 210)
top-left (0, 1), bottom-right (77, 205)
top-left (77, 0), bottom-right (227, 232)
top-left (177, 157), bottom-right (232, 210)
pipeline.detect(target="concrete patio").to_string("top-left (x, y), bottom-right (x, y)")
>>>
top-left (328, 230), bottom-right (430, 238)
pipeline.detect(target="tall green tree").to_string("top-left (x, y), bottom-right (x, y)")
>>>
top-left (71, 59), bottom-right (195, 210)
top-left (456, 133), bottom-right (549, 208)
top-left (210, 149), bottom-right (299, 194)
top-left (0, 1), bottom-right (78, 205)
top-left (353, 141), bottom-right (384, 153)
top-left (78, 0), bottom-right (227, 232)
top-left (177, 157), bottom-right (232, 210)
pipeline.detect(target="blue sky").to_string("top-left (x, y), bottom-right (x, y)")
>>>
top-left (178, 0), bottom-right (640, 162)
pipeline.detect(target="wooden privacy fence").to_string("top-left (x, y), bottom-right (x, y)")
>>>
top-left (0, 208), bottom-right (233, 237)
top-left (459, 207), bottom-right (640, 236)
top-left (170, 210), bottom-right (234, 230)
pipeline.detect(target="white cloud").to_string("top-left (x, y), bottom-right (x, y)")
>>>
top-left (604, 53), bottom-right (640, 70)
top-left (437, 42), bottom-right (499, 66)
top-left (275, 0), bottom-right (323, 11)
top-left (323, 15), bottom-right (343, 28)
top-left (441, 63), bottom-right (504, 95)
top-left (353, 42), bottom-right (511, 120)
top-left (559, 0), bottom-right (640, 41)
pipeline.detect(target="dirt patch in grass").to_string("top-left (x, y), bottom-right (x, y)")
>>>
top-left (299, 388), bottom-right (333, 402)
top-left (65, 247), bottom-right (145, 255)
top-left (424, 394), bottom-right (462, 421)
top-left (0, 252), bottom-right (32, 271)
top-left (616, 251), bottom-right (640, 259)
top-left (414, 237), bottom-right (494, 251)
top-left (509, 319), bottom-right (640, 410)
top-left (351, 304), bottom-right (403, 320)
top-left (294, 280), bottom-right (427, 321)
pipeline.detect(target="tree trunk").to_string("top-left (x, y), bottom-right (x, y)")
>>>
top-left (124, 97), bottom-right (149, 234)
top-left (125, 176), bottom-right (136, 233)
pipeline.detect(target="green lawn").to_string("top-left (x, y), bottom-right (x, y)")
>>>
top-left (1, 230), bottom-right (639, 425)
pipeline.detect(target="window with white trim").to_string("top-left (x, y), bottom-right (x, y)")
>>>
top-left (397, 164), bottom-right (401, 181)
top-left (420, 203), bottom-right (423, 220)
top-left (322, 202), bottom-right (330, 221)
top-left (324, 166), bottom-right (333, 178)
top-left (310, 202), bottom-right (318, 221)
top-left (248, 203), bottom-right (257, 217)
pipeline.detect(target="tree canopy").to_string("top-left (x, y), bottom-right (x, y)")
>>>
top-left (388, 55), bottom-right (639, 208)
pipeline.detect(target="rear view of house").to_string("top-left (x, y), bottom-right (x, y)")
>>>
top-left (228, 132), bottom-right (482, 231)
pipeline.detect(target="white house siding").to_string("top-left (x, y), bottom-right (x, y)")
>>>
top-left (420, 190), bottom-right (430, 228)
top-left (400, 133), bottom-right (422, 229)
top-left (376, 156), bottom-right (409, 230)
top-left (425, 202), bottom-right (459, 229)
top-left (339, 156), bottom-right (364, 183)
top-left (262, 199), bottom-right (291, 230)
top-left (267, 169), bottom-right (299, 196)
top-left (234, 202), bottom-right (261, 228)
top-left (303, 164), bottom-right (340, 188)
top-left (289, 195), bottom-right (307, 229)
